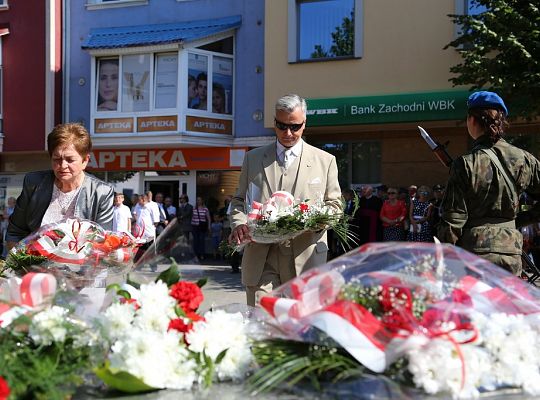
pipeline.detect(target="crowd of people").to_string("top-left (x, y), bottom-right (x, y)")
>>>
top-left (330, 183), bottom-right (446, 258)
top-left (111, 191), bottom-right (233, 264)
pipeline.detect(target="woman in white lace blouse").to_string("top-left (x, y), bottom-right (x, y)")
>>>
top-left (6, 123), bottom-right (114, 248)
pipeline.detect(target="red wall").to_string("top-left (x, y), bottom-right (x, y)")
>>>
top-left (0, 0), bottom-right (62, 152)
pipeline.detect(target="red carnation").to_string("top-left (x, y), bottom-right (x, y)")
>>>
top-left (120, 297), bottom-right (140, 310)
top-left (168, 312), bottom-right (205, 343)
top-left (170, 281), bottom-right (204, 312)
top-left (168, 318), bottom-right (191, 333)
top-left (299, 203), bottom-right (309, 213)
top-left (0, 376), bottom-right (10, 400)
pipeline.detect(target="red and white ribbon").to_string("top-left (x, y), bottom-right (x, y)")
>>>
top-left (0, 273), bottom-right (57, 327)
top-left (247, 191), bottom-right (295, 221)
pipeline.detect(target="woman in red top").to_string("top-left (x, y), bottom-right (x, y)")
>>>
top-left (380, 187), bottom-right (407, 241)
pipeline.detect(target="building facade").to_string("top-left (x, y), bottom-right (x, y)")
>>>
top-left (1, 0), bottom-right (270, 215)
top-left (264, 0), bottom-right (540, 191)
top-left (0, 0), bottom-right (63, 207)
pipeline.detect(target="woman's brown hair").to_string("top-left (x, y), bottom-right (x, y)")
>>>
top-left (468, 108), bottom-right (509, 144)
top-left (47, 123), bottom-right (92, 158)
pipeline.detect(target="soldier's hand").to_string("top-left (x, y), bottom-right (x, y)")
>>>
top-left (230, 224), bottom-right (250, 245)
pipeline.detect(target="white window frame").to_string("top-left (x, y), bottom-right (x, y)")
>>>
top-left (89, 34), bottom-right (235, 138)
top-left (287, 0), bottom-right (363, 63)
top-left (0, 1), bottom-right (8, 10)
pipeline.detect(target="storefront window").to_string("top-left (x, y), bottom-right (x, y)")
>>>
top-left (96, 58), bottom-right (119, 112)
top-left (122, 54), bottom-right (150, 112)
top-left (212, 56), bottom-right (233, 114)
top-left (352, 141), bottom-right (381, 184)
top-left (314, 143), bottom-right (349, 189)
top-left (154, 53), bottom-right (178, 109)
top-left (187, 53), bottom-right (208, 110)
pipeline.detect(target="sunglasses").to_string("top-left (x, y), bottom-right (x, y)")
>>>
top-left (274, 118), bottom-right (305, 132)
top-left (420, 191), bottom-right (430, 195)
top-left (388, 192), bottom-right (397, 195)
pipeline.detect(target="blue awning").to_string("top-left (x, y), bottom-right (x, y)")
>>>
top-left (82, 15), bottom-right (241, 50)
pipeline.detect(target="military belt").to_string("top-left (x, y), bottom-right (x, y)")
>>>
top-left (464, 218), bottom-right (516, 229)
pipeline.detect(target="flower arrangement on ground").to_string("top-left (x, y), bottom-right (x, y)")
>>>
top-left (96, 263), bottom-right (253, 393)
top-left (0, 273), bottom-right (100, 400)
top-left (250, 242), bottom-right (540, 399)
top-left (240, 190), bottom-right (356, 249)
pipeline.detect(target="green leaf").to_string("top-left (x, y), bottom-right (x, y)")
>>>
top-left (155, 259), bottom-right (180, 287)
top-left (215, 348), bottom-right (228, 364)
top-left (106, 283), bottom-right (121, 293)
top-left (116, 290), bottom-right (132, 300)
top-left (196, 277), bottom-right (208, 288)
top-left (95, 362), bottom-right (157, 394)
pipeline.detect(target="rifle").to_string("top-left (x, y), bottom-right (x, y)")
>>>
top-left (418, 126), bottom-right (453, 168)
top-left (418, 126), bottom-right (539, 283)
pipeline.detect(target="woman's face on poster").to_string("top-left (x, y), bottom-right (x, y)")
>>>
top-left (212, 89), bottom-right (225, 113)
top-left (188, 80), bottom-right (197, 100)
top-left (99, 62), bottom-right (119, 103)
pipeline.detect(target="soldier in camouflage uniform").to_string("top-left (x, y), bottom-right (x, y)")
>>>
top-left (438, 91), bottom-right (540, 275)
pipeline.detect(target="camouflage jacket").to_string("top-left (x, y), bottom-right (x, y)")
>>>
top-left (438, 135), bottom-right (540, 255)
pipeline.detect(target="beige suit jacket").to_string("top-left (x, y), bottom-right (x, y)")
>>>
top-left (230, 140), bottom-right (342, 286)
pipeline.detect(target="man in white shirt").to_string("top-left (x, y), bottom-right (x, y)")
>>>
top-left (154, 192), bottom-right (169, 235)
top-left (112, 192), bottom-right (132, 234)
top-left (134, 193), bottom-right (158, 262)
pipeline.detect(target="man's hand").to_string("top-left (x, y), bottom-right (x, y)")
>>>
top-left (230, 224), bottom-right (251, 245)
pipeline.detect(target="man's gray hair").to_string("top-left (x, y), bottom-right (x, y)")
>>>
top-left (275, 94), bottom-right (307, 117)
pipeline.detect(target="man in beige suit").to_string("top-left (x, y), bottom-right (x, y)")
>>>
top-left (230, 94), bottom-right (342, 306)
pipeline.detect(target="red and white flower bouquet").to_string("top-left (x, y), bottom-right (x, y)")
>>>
top-left (241, 190), bottom-right (353, 247)
top-left (250, 242), bottom-right (540, 399)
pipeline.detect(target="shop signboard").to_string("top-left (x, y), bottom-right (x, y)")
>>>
top-left (186, 116), bottom-right (232, 135)
top-left (94, 118), bottom-right (134, 133)
top-left (137, 115), bottom-right (178, 132)
top-left (306, 90), bottom-right (469, 126)
top-left (87, 147), bottom-right (247, 171)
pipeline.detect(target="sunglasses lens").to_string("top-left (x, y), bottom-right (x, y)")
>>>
top-left (275, 120), bottom-right (303, 132)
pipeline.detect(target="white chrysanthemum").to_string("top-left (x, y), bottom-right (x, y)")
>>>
top-left (133, 304), bottom-right (173, 333)
top-left (472, 312), bottom-right (540, 395)
top-left (109, 329), bottom-right (196, 390)
top-left (138, 281), bottom-right (176, 314)
top-left (187, 310), bottom-right (253, 381)
top-left (29, 306), bottom-right (69, 345)
top-left (407, 335), bottom-right (489, 399)
top-left (102, 302), bottom-right (136, 341)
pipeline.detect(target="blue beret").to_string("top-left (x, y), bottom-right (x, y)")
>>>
top-left (467, 91), bottom-right (508, 116)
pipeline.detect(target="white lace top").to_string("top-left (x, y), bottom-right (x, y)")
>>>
top-left (41, 184), bottom-right (82, 227)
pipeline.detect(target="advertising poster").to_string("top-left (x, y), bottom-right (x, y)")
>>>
top-left (96, 58), bottom-right (119, 112)
top-left (212, 56), bottom-right (233, 115)
top-left (155, 53), bottom-right (178, 109)
top-left (122, 54), bottom-right (150, 112)
top-left (187, 53), bottom-right (208, 110)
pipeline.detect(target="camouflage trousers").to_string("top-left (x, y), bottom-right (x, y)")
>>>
top-left (475, 252), bottom-right (522, 276)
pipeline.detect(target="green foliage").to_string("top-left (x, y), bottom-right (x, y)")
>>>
top-left (1, 249), bottom-right (48, 277)
top-left (0, 316), bottom-right (97, 400)
top-left (155, 258), bottom-right (181, 287)
top-left (311, 12), bottom-right (354, 59)
top-left (446, 0), bottom-right (540, 119)
top-left (248, 339), bottom-right (365, 394)
top-left (94, 362), bottom-right (156, 394)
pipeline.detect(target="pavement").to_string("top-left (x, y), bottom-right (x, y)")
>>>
top-left (179, 258), bottom-right (246, 311)
top-left (130, 257), bottom-right (246, 311)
